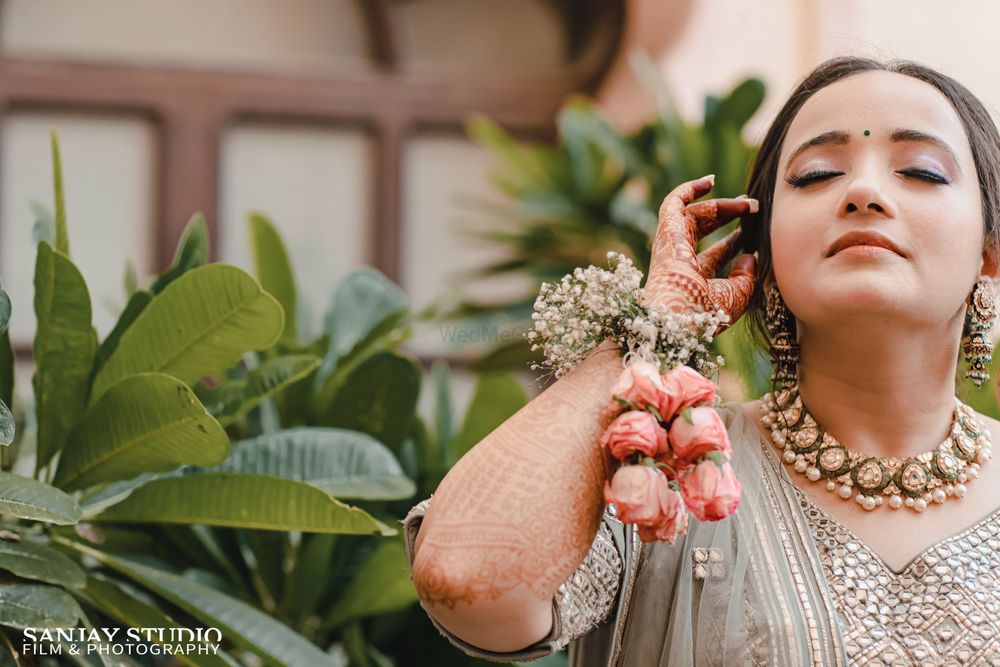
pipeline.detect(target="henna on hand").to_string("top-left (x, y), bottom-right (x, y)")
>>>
top-left (644, 175), bottom-right (759, 329)
top-left (412, 340), bottom-right (620, 610)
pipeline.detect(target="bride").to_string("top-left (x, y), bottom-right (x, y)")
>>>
top-left (404, 55), bottom-right (1000, 665)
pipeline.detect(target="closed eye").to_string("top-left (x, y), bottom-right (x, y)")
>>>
top-left (896, 168), bottom-right (949, 184)
top-left (784, 170), bottom-right (841, 187)
top-left (784, 168), bottom-right (950, 188)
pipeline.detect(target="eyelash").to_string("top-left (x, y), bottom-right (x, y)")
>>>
top-left (784, 168), bottom-right (949, 187)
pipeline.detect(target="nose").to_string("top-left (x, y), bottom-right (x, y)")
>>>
top-left (838, 167), bottom-right (896, 219)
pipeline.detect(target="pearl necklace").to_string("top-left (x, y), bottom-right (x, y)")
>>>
top-left (761, 384), bottom-right (993, 513)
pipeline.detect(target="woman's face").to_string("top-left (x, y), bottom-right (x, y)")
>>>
top-left (770, 70), bottom-right (991, 334)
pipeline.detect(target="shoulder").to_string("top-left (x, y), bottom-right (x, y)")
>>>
top-left (972, 408), bottom-right (1000, 437)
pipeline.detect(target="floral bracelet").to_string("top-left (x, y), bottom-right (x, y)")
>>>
top-left (600, 361), bottom-right (742, 544)
top-left (525, 251), bottom-right (730, 381)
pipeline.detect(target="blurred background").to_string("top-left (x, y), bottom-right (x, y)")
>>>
top-left (0, 0), bottom-right (1000, 412)
top-left (4, 0), bottom-right (1000, 413)
top-left (3, 2), bottom-right (1000, 664)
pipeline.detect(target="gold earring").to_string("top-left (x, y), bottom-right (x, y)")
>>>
top-left (765, 283), bottom-right (798, 390)
top-left (963, 278), bottom-right (996, 387)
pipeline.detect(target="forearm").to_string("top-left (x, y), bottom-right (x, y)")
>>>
top-left (411, 337), bottom-right (623, 648)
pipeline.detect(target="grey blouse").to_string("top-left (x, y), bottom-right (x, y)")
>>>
top-left (403, 403), bottom-right (1000, 666)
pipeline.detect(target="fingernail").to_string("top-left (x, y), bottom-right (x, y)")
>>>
top-left (746, 198), bottom-right (759, 214)
top-left (705, 174), bottom-right (716, 186)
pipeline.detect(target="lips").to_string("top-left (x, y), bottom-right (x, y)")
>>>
top-left (827, 231), bottom-right (906, 258)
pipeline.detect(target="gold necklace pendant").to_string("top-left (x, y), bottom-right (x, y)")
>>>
top-left (760, 385), bottom-right (993, 512)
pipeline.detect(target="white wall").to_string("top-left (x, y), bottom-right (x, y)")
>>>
top-left (613, 0), bottom-right (1000, 141)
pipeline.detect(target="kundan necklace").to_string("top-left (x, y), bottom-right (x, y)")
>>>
top-left (761, 383), bottom-right (993, 513)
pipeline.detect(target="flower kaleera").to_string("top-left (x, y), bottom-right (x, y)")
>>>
top-left (602, 361), bottom-right (742, 544)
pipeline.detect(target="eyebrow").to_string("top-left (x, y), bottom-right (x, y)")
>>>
top-left (785, 128), bottom-right (961, 171)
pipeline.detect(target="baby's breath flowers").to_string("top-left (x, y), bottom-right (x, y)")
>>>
top-left (525, 251), bottom-right (729, 380)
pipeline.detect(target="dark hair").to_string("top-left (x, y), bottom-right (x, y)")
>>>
top-left (738, 55), bottom-right (1000, 353)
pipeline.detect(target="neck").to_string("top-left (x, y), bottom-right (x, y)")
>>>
top-left (793, 317), bottom-right (964, 460)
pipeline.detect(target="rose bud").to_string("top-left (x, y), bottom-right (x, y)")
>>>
top-left (661, 366), bottom-right (718, 417)
top-left (668, 406), bottom-right (732, 463)
top-left (636, 490), bottom-right (689, 545)
top-left (601, 410), bottom-right (669, 460)
top-left (604, 465), bottom-right (674, 526)
top-left (610, 362), bottom-right (669, 412)
top-left (680, 460), bottom-right (742, 522)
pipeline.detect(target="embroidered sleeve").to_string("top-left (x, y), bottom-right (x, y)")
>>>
top-left (402, 498), bottom-right (624, 662)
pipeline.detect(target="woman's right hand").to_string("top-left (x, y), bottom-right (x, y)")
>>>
top-left (642, 174), bottom-right (759, 333)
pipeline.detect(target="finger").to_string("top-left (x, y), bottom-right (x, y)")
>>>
top-left (650, 175), bottom-right (715, 272)
top-left (707, 253), bottom-right (757, 323)
top-left (696, 228), bottom-right (742, 277)
top-left (685, 198), bottom-right (758, 240)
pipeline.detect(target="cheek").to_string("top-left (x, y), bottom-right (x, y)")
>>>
top-left (767, 208), bottom-right (823, 280)
top-left (909, 200), bottom-right (984, 269)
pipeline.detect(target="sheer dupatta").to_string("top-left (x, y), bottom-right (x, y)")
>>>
top-left (608, 403), bottom-right (849, 666)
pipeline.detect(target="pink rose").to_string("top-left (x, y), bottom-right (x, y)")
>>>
top-left (601, 410), bottom-right (668, 460)
top-left (604, 465), bottom-right (689, 544)
top-left (668, 406), bottom-right (732, 463)
top-left (609, 362), bottom-right (669, 412)
top-left (636, 491), bottom-right (689, 545)
top-left (653, 448), bottom-right (694, 481)
top-left (661, 366), bottom-right (718, 418)
top-left (680, 460), bottom-right (742, 521)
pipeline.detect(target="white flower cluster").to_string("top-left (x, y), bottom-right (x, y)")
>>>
top-left (525, 251), bottom-right (729, 380)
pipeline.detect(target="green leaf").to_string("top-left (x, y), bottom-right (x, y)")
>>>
top-left (0, 472), bottom-right (81, 524)
top-left (431, 360), bottom-right (453, 450)
top-left (0, 402), bottom-right (11, 449)
top-left (0, 328), bottom-right (14, 411)
top-left (681, 406), bottom-right (694, 425)
top-left (123, 260), bottom-right (138, 299)
top-left (448, 372), bottom-right (527, 465)
top-left (713, 78), bottom-right (766, 130)
top-left (0, 583), bottom-right (82, 629)
top-left (149, 213), bottom-right (209, 295)
top-left (83, 573), bottom-right (230, 667)
top-left (91, 473), bottom-right (395, 535)
top-left (318, 352), bottom-right (421, 455)
top-left (91, 264), bottom-right (284, 403)
top-left (322, 540), bottom-right (418, 630)
top-left (705, 450), bottom-right (726, 469)
top-left (56, 540), bottom-right (336, 667)
top-left (50, 130), bottom-right (69, 256)
top-left (210, 427), bottom-right (415, 501)
top-left (53, 373), bottom-right (229, 491)
top-left (249, 212), bottom-right (297, 343)
top-left (314, 268), bottom-right (409, 403)
top-left (30, 201), bottom-right (55, 248)
top-left (0, 286), bottom-right (10, 338)
top-left (33, 242), bottom-right (96, 474)
top-left (198, 355), bottom-right (320, 425)
top-left (0, 538), bottom-right (85, 588)
top-left (282, 533), bottom-right (336, 624)
top-left (91, 290), bottom-right (153, 384)
top-left (465, 114), bottom-right (559, 192)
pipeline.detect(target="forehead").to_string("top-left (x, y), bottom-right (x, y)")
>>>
top-left (780, 70), bottom-right (972, 164)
